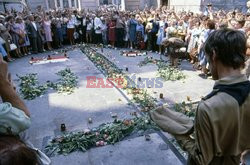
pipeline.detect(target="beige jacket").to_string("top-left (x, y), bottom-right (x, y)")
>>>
top-left (151, 75), bottom-right (250, 165)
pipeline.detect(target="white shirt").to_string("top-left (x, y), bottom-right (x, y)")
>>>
top-left (87, 22), bottom-right (93, 31)
top-left (94, 17), bottom-right (103, 34)
top-left (67, 18), bottom-right (75, 29)
top-left (31, 22), bottom-right (37, 31)
top-left (83, 18), bottom-right (86, 26)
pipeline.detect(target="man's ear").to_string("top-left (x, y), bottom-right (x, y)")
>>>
top-left (212, 49), bottom-right (217, 62)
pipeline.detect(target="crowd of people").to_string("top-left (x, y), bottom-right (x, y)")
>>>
top-left (1, 4), bottom-right (250, 77)
top-left (1, 4), bottom-right (250, 165)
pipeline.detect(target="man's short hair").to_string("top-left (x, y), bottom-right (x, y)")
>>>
top-left (204, 28), bottom-right (246, 69)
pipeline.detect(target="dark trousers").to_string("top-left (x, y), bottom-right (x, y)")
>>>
top-left (30, 36), bottom-right (42, 53)
top-left (116, 28), bottom-right (124, 48)
top-left (81, 26), bottom-right (87, 43)
top-left (151, 32), bottom-right (158, 51)
top-left (95, 33), bottom-right (103, 44)
top-left (147, 32), bottom-right (152, 51)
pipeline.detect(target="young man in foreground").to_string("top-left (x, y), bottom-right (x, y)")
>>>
top-left (151, 29), bottom-right (250, 164)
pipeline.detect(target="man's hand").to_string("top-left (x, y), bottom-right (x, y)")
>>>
top-left (8, 73), bottom-right (16, 91)
top-left (0, 55), bottom-right (30, 117)
top-left (0, 55), bottom-right (9, 87)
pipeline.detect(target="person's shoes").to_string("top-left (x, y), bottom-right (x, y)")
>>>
top-left (198, 73), bottom-right (207, 79)
top-left (7, 58), bottom-right (15, 62)
top-left (4, 57), bottom-right (14, 62)
top-left (207, 75), bottom-right (213, 79)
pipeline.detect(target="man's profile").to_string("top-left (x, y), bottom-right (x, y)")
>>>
top-left (151, 28), bottom-right (250, 165)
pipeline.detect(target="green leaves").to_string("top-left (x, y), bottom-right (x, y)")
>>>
top-left (17, 68), bottom-right (78, 100)
top-left (157, 62), bottom-right (186, 81)
top-left (46, 115), bottom-right (159, 155)
top-left (17, 73), bottom-right (48, 100)
top-left (172, 101), bottom-right (197, 117)
top-left (138, 57), bottom-right (160, 67)
top-left (48, 68), bottom-right (78, 94)
top-left (132, 91), bottom-right (157, 112)
top-left (138, 57), bottom-right (186, 81)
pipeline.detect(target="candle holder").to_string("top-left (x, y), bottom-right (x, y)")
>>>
top-left (101, 44), bottom-right (104, 53)
top-left (61, 123), bottom-right (66, 131)
top-left (47, 55), bottom-right (52, 60)
top-left (145, 134), bottom-right (151, 141)
top-left (111, 113), bottom-right (118, 118)
top-left (88, 117), bottom-right (93, 124)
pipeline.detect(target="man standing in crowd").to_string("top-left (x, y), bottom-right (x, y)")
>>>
top-left (26, 15), bottom-right (42, 54)
top-left (94, 14), bottom-right (103, 44)
top-left (115, 13), bottom-right (125, 48)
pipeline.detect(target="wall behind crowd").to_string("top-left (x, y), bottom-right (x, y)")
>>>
top-left (200, 0), bottom-right (248, 12)
top-left (169, 0), bottom-right (248, 12)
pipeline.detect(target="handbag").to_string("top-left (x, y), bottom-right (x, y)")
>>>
top-left (18, 37), bottom-right (25, 45)
top-left (139, 41), bottom-right (145, 50)
top-left (10, 43), bottom-right (17, 51)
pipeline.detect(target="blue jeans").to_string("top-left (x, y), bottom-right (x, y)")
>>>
top-left (0, 44), bottom-right (7, 57)
top-left (199, 50), bottom-right (207, 67)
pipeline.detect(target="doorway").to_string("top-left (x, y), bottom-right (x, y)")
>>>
top-left (161, 0), bottom-right (168, 6)
top-left (100, 0), bottom-right (113, 5)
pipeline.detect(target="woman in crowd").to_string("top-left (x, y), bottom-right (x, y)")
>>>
top-left (123, 15), bottom-right (130, 48)
top-left (6, 16), bottom-right (23, 57)
top-left (67, 15), bottom-right (76, 45)
top-left (101, 17), bottom-right (108, 45)
top-left (86, 15), bottom-right (93, 43)
top-left (36, 16), bottom-right (46, 52)
top-left (128, 14), bottom-right (137, 49)
top-left (186, 20), bottom-right (202, 61)
top-left (136, 19), bottom-right (145, 50)
top-left (157, 16), bottom-right (167, 54)
top-left (0, 16), bottom-right (14, 61)
top-left (55, 15), bottom-right (63, 47)
top-left (43, 15), bottom-right (53, 50)
top-left (15, 17), bottom-right (30, 55)
top-left (108, 18), bottom-right (116, 47)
